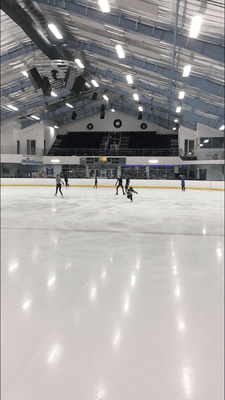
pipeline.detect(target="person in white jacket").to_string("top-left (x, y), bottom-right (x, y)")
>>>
top-left (54, 175), bottom-right (64, 197)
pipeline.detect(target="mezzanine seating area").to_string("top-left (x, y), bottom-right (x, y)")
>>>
top-left (48, 131), bottom-right (179, 157)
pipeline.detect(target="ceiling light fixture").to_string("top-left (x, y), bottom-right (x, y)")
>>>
top-left (31, 115), bottom-right (40, 120)
top-left (219, 125), bottom-right (225, 130)
top-left (103, 95), bottom-right (109, 101)
top-left (111, 108), bottom-right (115, 112)
top-left (173, 127), bottom-right (176, 130)
top-left (116, 44), bottom-right (125, 59)
top-left (190, 16), bottom-right (202, 38)
top-left (204, 139), bottom-right (209, 143)
top-left (179, 91), bottom-right (185, 99)
top-left (54, 125), bottom-right (59, 129)
top-left (7, 105), bottom-right (19, 111)
top-left (75, 59), bottom-right (84, 68)
top-left (149, 160), bottom-right (158, 163)
top-left (91, 80), bottom-right (99, 87)
top-left (12, 63), bottom-right (24, 69)
top-left (21, 71), bottom-right (28, 77)
top-left (174, 119), bottom-right (178, 122)
top-left (66, 103), bottom-right (73, 108)
top-left (98, 0), bottom-right (110, 13)
top-left (51, 91), bottom-right (57, 97)
top-left (126, 75), bottom-right (133, 84)
top-left (51, 159), bottom-right (60, 163)
top-left (133, 94), bottom-right (139, 101)
top-left (48, 24), bottom-right (63, 39)
top-left (176, 107), bottom-right (181, 113)
top-left (138, 106), bottom-right (143, 112)
top-left (183, 65), bottom-right (191, 77)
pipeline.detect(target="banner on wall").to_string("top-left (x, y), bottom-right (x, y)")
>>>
top-left (21, 159), bottom-right (43, 165)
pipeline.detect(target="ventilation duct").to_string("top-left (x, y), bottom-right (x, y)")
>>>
top-left (1, 0), bottom-right (63, 60)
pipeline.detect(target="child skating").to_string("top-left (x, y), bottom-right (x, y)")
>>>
top-left (127, 187), bottom-right (138, 202)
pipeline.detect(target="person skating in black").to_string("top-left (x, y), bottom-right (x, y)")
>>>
top-left (115, 176), bottom-right (125, 195)
top-left (64, 173), bottom-right (70, 187)
top-left (127, 187), bottom-right (138, 202)
top-left (93, 177), bottom-right (98, 188)
top-left (125, 176), bottom-right (130, 193)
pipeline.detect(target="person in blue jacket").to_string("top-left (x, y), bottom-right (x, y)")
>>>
top-left (181, 175), bottom-right (185, 191)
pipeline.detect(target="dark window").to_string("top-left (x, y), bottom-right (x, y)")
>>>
top-left (200, 138), bottom-right (212, 148)
top-left (212, 137), bottom-right (224, 148)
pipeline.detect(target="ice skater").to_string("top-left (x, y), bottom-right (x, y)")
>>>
top-left (181, 175), bottom-right (185, 191)
top-left (127, 187), bottom-right (138, 202)
top-left (54, 174), bottom-right (64, 197)
top-left (115, 176), bottom-right (125, 195)
top-left (125, 176), bottom-right (130, 193)
top-left (64, 173), bottom-right (70, 187)
top-left (93, 176), bottom-right (98, 188)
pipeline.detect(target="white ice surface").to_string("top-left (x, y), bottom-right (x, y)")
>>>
top-left (1, 186), bottom-right (224, 400)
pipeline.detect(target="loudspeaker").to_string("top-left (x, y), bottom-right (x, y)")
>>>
top-left (72, 111), bottom-right (77, 120)
top-left (28, 67), bottom-right (42, 89)
top-left (71, 76), bottom-right (86, 94)
top-left (137, 111), bottom-right (142, 120)
top-left (100, 111), bottom-right (105, 119)
top-left (65, 67), bottom-right (77, 90)
top-left (100, 104), bottom-right (105, 112)
top-left (92, 92), bottom-right (97, 100)
top-left (41, 77), bottom-right (52, 96)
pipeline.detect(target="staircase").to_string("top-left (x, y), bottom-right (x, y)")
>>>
top-left (48, 135), bottom-right (64, 156)
top-left (99, 133), bottom-right (109, 153)
top-left (119, 133), bottom-right (130, 154)
top-left (170, 136), bottom-right (179, 156)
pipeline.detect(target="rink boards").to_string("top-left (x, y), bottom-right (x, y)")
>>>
top-left (1, 178), bottom-right (224, 190)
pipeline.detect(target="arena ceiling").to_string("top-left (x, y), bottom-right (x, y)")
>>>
top-left (1, 0), bottom-right (224, 131)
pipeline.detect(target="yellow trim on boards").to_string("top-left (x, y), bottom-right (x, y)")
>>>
top-left (0, 184), bottom-right (224, 191)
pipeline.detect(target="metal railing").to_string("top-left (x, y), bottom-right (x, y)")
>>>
top-left (0, 146), bottom-right (45, 156)
top-left (48, 148), bottom-right (179, 157)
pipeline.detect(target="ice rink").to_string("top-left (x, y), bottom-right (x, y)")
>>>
top-left (1, 185), bottom-right (224, 400)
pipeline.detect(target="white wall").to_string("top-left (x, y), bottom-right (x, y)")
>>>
top-left (58, 111), bottom-right (174, 135)
top-left (178, 126), bottom-right (198, 155)
top-left (1, 120), bottom-right (44, 151)
top-left (1, 178), bottom-right (224, 190)
top-left (1, 120), bottom-right (18, 147)
top-left (178, 123), bottom-right (224, 160)
top-left (17, 122), bottom-right (44, 151)
top-left (43, 120), bottom-right (58, 152)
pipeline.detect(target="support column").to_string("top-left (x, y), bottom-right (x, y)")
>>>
top-left (145, 165), bottom-right (149, 179)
